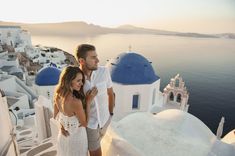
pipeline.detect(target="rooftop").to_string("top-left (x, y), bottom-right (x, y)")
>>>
top-left (106, 52), bottom-right (160, 85)
top-left (0, 25), bottom-right (21, 29)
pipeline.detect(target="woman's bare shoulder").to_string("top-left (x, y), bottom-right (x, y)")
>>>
top-left (71, 97), bottom-right (83, 109)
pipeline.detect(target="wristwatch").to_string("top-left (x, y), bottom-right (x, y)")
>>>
top-left (110, 112), bottom-right (114, 116)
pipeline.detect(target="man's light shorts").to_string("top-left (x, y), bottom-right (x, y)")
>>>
top-left (86, 116), bottom-right (112, 151)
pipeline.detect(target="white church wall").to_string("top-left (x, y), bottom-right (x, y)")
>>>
top-left (112, 79), bottom-right (161, 121)
top-left (34, 85), bottom-right (56, 110)
top-left (112, 84), bottom-right (125, 120)
top-left (148, 79), bottom-right (161, 109)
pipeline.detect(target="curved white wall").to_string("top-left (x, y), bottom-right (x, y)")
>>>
top-left (0, 93), bottom-right (19, 156)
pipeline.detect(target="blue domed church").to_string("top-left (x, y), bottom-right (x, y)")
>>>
top-left (34, 66), bottom-right (61, 104)
top-left (106, 52), bottom-right (162, 120)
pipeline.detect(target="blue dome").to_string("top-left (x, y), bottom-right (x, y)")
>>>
top-left (35, 67), bottom-right (61, 86)
top-left (106, 52), bottom-right (160, 85)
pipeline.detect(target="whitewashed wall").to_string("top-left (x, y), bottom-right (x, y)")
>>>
top-left (112, 79), bottom-right (160, 121)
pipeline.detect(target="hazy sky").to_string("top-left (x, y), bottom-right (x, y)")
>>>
top-left (0, 0), bottom-right (235, 33)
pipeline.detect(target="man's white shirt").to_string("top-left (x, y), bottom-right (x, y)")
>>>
top-left (83, 66), bottom-right (112, 129)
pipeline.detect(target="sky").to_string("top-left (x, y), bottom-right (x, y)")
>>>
top-left (0, 0), bottom-right (235, 33)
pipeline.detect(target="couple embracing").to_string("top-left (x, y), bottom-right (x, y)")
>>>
top-left (53, 44), bottom-right (115, 156)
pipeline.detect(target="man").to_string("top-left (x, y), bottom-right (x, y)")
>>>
top-left (75, 44), bottom-right (114, 156)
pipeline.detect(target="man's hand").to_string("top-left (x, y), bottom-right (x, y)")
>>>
top-left (60, 124), bottom-right (69, 137)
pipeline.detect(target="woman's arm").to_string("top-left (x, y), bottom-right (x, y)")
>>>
top-left (53, 98), bottom-right (59, 119)
top-left (73, 88), bottom-right (97, 127)
top-left (85, 96), bottom-right (91, 124)
top-left (72, 98), bottom-right (87, 127)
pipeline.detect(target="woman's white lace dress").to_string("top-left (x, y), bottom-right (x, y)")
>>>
top-left (57, 112), bottom-right (88, 156)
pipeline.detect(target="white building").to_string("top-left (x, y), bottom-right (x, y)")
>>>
top-left (34, 96), bottom-right (53, 142)
top-left (0, 44), bottom-right (3, 52)
top-left (34, 66), bottom-right (61, 107)
top-left (0, 26), bottom-right (32, 51)
top-left (25, 46), bottom-right (66, 67)
top-left (45, 51), bottom-right (66, 65)
top-left (106, 52), bottom-right (191, 121)
top-left (0, 73), bottom-right (37, 106)
top-left (0, 52), bottom-right (20, 68)
top-left (0, 92), bottom-right (20, 156)
top-left (106, 52), bottom-right (162, 121)
top-left (0, 51), bottom-right (25, 80)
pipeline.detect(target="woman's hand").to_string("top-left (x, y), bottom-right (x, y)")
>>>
top-left (60, 123), bottom-right (69, 137)
top-left (86, 87), bottom-right (98, 104)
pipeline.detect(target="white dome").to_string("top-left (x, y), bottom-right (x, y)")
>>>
top-left (154, 109), bottom-right (215, 141)
top-left (105, 110), bottom-right (217, 156)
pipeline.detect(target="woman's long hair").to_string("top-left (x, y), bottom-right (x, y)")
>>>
top-left (54, 66), bottom-right (85, 105)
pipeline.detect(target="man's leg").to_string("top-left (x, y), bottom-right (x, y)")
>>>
top-left (90, 116), bottom-right (112, 156)
top-left (88, 117), bottom-right (112, 156)
top-left (87, 127), bottom-right (102, 156)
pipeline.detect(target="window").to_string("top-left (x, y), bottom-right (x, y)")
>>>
top-left (132, 94), bottom-right (139, 109)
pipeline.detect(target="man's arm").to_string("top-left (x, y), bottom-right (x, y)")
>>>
top-left (107, 87), bottom-right (115, 115)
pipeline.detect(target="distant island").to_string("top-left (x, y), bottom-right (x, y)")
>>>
top-left (0, 21), bottom-right (234, 39)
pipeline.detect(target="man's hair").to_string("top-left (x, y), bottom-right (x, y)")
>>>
top-left (75, 44), bottom-right (96, 60)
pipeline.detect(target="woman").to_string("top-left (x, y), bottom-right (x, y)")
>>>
top-left (53, 66), bottom-right (97, 156)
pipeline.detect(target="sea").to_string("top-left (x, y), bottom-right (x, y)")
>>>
top-left (32, 34), bottom-right (235, 136)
